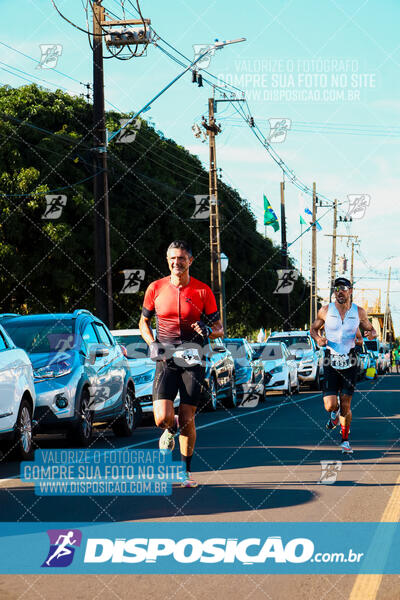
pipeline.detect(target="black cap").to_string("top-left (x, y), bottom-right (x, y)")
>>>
top-left (334, 277), bottom-right (352, 288)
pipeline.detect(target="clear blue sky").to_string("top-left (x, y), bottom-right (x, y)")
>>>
top-left (1, 0), bottom-right (399, 332)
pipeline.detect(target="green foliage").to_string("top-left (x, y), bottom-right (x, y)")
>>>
top-left (0, 84), bottom-right (310, 331)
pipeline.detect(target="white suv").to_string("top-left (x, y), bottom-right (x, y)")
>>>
top-left (0, 323), bottom-right (36, 460)
top-left (267, 330), bottom-right (324, 389)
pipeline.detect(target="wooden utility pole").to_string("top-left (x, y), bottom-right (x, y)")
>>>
top-left (204, 97), bottom-right (223, 320)
top-left (93, 0), bottom-right (113, 327)
top-left (309, 182), bottom-right (317, 326)
top-left (329, 198), bottom-right (337, 298)
top-left (382, 266), bottom-right (391, 344)
top-left (280, 180), bottom-right (290, 326)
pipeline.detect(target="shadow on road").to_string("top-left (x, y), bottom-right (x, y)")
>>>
top-left (0, 481), bottom-right (315, 522)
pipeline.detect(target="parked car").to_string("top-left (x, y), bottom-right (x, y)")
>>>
top-left (267, 330), bottom-right (323, 389)
top-left (224, 338), bottom-right (264, 402)
top-left (0, 310), bottom-right (141, 446)
top-left (201, 337), bottom-right (236, 411)
top-left (0, 323), bottom-right (36, 460)
top-left (253, 342), bottom-right (299, 396)
top-left (111, 328), bottom-right (179, 415)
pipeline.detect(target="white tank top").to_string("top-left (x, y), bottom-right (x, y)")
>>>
top-left (324, 302), bottom-right (360, 355)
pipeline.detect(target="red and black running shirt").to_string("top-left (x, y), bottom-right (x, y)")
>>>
top-left (142, 276), bottom-right (219, 345)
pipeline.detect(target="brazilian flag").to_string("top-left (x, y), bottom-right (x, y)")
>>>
top-left (263, 194), bottom-right (279, 232)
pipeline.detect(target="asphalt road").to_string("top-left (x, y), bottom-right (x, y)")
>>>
top-left (1, 374), bottom-right (400, 599)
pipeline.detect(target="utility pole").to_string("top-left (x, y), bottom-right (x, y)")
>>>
top-left (201, 93), bottom-right (245, 326)
top-left (309, 182), bottom-right (318, 327)
top-left (324, 233), bottom-right (359, 283)
top-left (280, 180), bottom-right (290, 326)
top-left (203, 97), bottom-right (223, 320)
top-left (383, 266), bottom-right (391, 344)
top-left (330, 199), bottom-right (337, 298)
top-left (92, 0), bottom-right (113, 327)
top-left (350, 239), bottom-right (357, 283)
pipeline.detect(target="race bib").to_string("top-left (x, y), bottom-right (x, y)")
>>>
top-left (330, 353), bottom-right (351, 370)
top-left (172, 348), bottom-right (202, 366)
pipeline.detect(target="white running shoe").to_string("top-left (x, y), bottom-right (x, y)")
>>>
top-left (159, 415), bottom-right (179, 451)
top-left (341, 440), bottom-right (353, 454)
top-left (180, 472), bottom-right (198, 488)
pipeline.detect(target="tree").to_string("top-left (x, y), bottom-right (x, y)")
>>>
top-left (0, 84), bottom-right (310, 332)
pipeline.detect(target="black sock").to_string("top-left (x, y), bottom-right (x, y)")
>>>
top-left (181, 454), bottom-right (192, 472)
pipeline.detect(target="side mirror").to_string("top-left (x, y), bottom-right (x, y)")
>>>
top-left (89, 346), bottom-right (109, 364)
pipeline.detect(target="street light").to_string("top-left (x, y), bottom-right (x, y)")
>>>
top-left (220, 252), bottom-right (229, 334)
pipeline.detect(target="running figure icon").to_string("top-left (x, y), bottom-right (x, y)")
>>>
top-left (45, 531), bottom-right (77, 566)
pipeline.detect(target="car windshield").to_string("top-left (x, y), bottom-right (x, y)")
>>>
top-left (113, 334), bottom-right (149, 359)
top-left (257, 344), bottom-right (283, 360)
top-left (3, 318), bottom-right (75, 354)
top-left (252, 344), bottom-right (268, 359)
top-left (270, 335), bottom-right (311, 349)
top-left (224, 340), bottom-right (246, 359)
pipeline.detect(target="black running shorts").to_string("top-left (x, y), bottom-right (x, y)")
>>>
top-left (153, 359), bottom-right (206, 406)
top-left (323, 362), bottom-right (357, 397)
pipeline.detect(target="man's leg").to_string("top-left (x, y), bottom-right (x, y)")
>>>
top-left (153, 399), bottom-right (175, 430)
top-left (153, 361), bottom-right (179, 450)
top-left (178, 403), bottom-right (197, 474)
top-left (177, 364), bottom-right (205, 487)
top-left (339, 366), bottom-right (356, 453)
top-left (339, 393), bottom-right (352, 441)
top-left (323, 364), bottom-right (340, 430)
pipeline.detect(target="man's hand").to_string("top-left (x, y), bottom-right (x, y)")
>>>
top-left (316, 336), bottom-right (327, 347)
top-left (365, 329), bottom-right (377, 341)
top-left (191, 320), bottom-right (212, 338)
top-left (149, 341), bottom-right (165, 361)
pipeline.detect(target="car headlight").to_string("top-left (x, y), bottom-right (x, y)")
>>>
top-left (270, 365), bottom-right (283, 374)
top-left (134, 371), bottom-right (153, 385)
top-left (34, 360), bottom-right (73, 380)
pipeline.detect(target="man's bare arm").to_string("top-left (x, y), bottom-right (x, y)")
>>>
top-left (139, 315), bottom-right (155, 346)
top-left (358, 307), bottom-right (377, 340)
top-left (191, 319), bottom-right (224, 339)
top-left (209, 319), bottom-right (224, 339)
top-left (355, 327), bottom-right (363, 346)
top-left (310, 306), bottom-right (328, 346)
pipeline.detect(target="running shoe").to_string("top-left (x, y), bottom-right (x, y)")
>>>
top-left (159, 415), bottom-right (179, 451)
top-left (326, 411), bottom-right (340, 430)
top-left (341, 440), bottom-right (353, 454)
top-left (181, 472), bottom-right (198, 488)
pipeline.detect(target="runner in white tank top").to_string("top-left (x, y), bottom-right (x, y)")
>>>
top-left (310, 277), bottom-right (377, 454)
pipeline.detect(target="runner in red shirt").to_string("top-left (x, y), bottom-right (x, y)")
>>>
top-left (139, 240), bottom-right (224, 488)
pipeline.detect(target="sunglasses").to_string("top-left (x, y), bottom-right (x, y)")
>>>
top-left (334, 285), bottom-right (350, 292)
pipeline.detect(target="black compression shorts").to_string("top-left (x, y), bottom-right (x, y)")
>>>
top-left (153, 360), bottom-right (206, 406)
top-left (323, 362), bottom-right (357, 397)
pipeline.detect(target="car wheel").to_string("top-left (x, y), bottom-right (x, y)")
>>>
top-left (207, 375), bottom-right (218, 411)
top-left (224, 376), bottom-right (238, 409)
top-left (11, 399), bottom-right (34, 461)
top-left (286, 379), bottom-right (292, 397)
top-left (69, 388), bottom-right (93, 447)
top-left (113, 387), bottom-right (142, 437)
